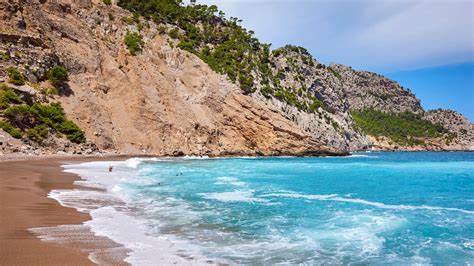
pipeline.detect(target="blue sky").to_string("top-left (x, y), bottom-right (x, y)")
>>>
top-left (198, 0), bottom-right (474, 120)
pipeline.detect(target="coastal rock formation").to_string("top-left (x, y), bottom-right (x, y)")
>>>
top-left (0, 0), bottom-right (472, 156)
top-left (0, 0), bottom-right (335, 156)
top-left (423, 109), bottom-right (474, 150)
top-left (331, 63), bottom-right (423, 114)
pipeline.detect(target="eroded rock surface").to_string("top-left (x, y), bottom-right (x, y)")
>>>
top-left (0, 0), bottom-right (472, 156)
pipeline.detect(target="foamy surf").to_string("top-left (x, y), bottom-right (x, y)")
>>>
top-left (37, 153), bottom-right (474, 265)
top-left (45, 158), bottom-right (219, 265)
top-left (85, 207), bottom-right (213, 265)
top-left (199, 190), bottom-right (268, 203)
top-left (214, 176), bottom-right (247, 187)
top-left (263, 192), bottom-right (474, 215)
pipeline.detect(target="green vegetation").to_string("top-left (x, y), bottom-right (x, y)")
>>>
top-left (41, 87), bottom-right (59, 96)
top-left (118, 0), bottom-right (268, 94)
top-left (121, 16), bottom-right (135, 25)
top-left (0, 121), bottom-right (21, 138)
top-left (27, 125), bottom-right (48, 143)
top-left (328, 67), bottom-right (341, 79)
top-left (7, 67), bottom-right (26, 85)
top-left (2, 103), bottom-right (85, 143)
top-left (0, 84), bottom-right (23, 108)
top-left (307, 96), bottom-right (324, 113)
top-left (0, 51), bottom-right (11, 61)
top-left (260, 85), bottom-right (273, 98)
top-left (103, 0), bottom-right (111, 5)
top-left (47, 65), bottom-right (69, 87)
top-left (0, 84), bottom-right (85, 143)
top-left (117, 0), bottom-right (329, 109)
top-left (273, 45), bottom-right (310, 58)
top-left (124, 31), bottom-right (144, 55)
top-left (157, 25), bottom-right (167, 34)
top-left (168, 28), bottom-right (179, 39)
top-left (273, 87), bottom-right (323, 113)
top-left (59, 120), bottom-right (86, 143)
top-left (351, 109), bottom-right (447, 146)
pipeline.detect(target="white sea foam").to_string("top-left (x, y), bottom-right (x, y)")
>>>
top-left (462, 240), bottom-right (474, 250)
top-left (199, 190), bottom-right (268, 203)
top-left (291, 210), bottom-right (407, 264)
top-left (85, 206), bottom-right (212, 266)
top-left (263, 192), bottom-right (338, 200)
top-left (39, 156), bottom-right (474, 265)
top-left (322, 154), bottom-right (377, 159)
top-left (122, 157), bottom-right (173, 168)
top-left (48, 189), bottom-right (122, 213)
top-left (182, 155), bottom-right (210, 160)
top-left (348, 154), bottom-right (378, 158)
top-left (43, 158), bottom-right (215, 265)
top-left (264, 192), bottom-right (474, 215)
top-left (215, 176), bottom-right (246, 187)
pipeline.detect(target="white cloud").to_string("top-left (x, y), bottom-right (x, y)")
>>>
top-left (352, 0), bottom-right (474, 70)
top-left (197, 0), bottom-right (474, 72)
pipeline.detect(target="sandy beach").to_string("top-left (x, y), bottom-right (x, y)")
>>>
top-left (0, 157), bottom-right (128, 265)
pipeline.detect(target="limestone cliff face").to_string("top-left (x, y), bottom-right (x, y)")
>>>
top-left (0, 0), bottom-right (472, 155)
top-left (0, 0), bottom-right (335, 156)
top-left (256, 46), bottom-right (473, 151)
top-left (257, 46), bottom-right (368, 151)
top-left (331, 64), bottom-right (423, 114)
top-left (423, 110), bottom-right (474, 150)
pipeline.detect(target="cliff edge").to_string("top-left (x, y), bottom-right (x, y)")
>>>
top-left (0, 0), bottom-right (472, 156)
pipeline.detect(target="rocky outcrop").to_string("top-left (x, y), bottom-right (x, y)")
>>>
top-left (330, 64), bottom-right (423, 114)
top-left (258, 46), bottom-right (472, 151)
top-left (0, 0), bottom-right (340, 156)
top-left (423, 109), bottom-right (474, 150)
top-left (0, 0), bottom-right (472, 156)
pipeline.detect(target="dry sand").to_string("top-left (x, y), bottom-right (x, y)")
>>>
top-left (0, 157), bottom-right (128, 265)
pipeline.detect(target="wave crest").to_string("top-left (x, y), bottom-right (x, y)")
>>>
top-left (264, 192), bottom-right (474, 214)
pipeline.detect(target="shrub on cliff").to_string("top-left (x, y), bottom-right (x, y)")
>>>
top-left (7, 67), bottom-right (26, 85)
top-left (30, 103), bottom-right (66, 128)
top-left (3, 105), bottom-right (34, 130)
top-left (103, 0), bottom-right (112, 5)
top-left (307, 97), bottom-right (324, 113)
top-left (168, 28), bottom-right (179, 39)
top-left (47, 65), bottom-right (69, 87)
top-left (0, 121), bottom-right (21, 139)
top-left (239, 74), bottom-right (255, 94)
top-left (30, 103), bottom-right (85, 143)
top-left (59, 120), bottom-right (85, 143)
top-left (351, 109), bottom-right (448, 146)
top-left (27, 125), bottom-right (48, 143)
top-left (2, 102), bottom-right (85, 143)
top-left (260, 85), bottom-right (273, 98)
top-left (0, 51), bottom-right (11, 61)
top-left (124, 31), bottom-right (144, 55)
top-left (116, 0), bottom-right (323, 112)
top-left (0, 84), bottom-right (23, 109)
top-left (41, 87), bottom-right (59, 96)
top-left (328, 67), bottom-right (341, 79)
top-left (118, 0), bottom-right (271, 95)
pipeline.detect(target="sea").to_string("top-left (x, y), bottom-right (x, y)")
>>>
top-left (48, 152), bottom-right (474, 265)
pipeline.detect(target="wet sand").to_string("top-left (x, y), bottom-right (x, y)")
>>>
top-left (0, 157), bottom-right (128, 265)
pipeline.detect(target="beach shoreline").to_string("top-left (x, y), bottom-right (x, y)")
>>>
top-left (1, 153), bottom-right (473, 265)
top-left (0, 156), bottom-right (129, 265)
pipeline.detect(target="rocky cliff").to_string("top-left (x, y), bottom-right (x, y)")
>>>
top-left (0, 0), bottom-right (472, 156)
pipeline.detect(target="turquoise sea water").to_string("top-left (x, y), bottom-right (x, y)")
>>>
top-left (62, 152), bottom-right (474, 265)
